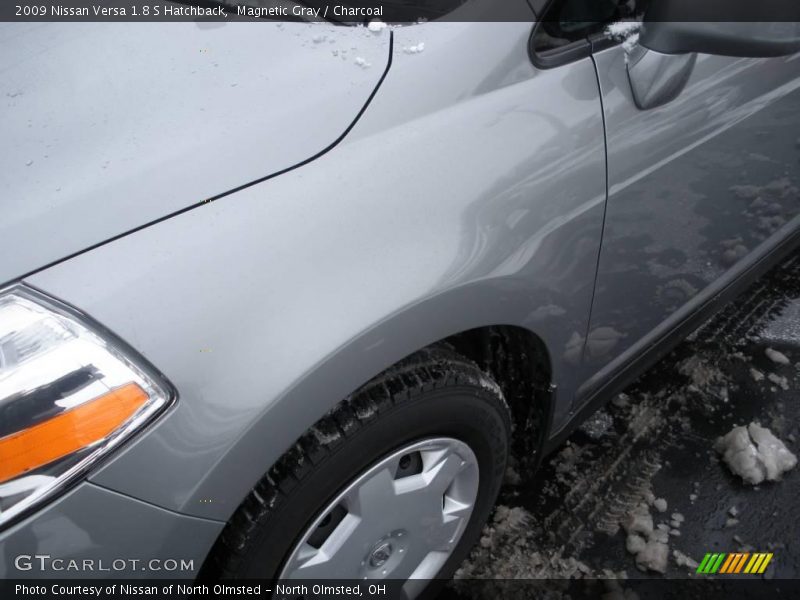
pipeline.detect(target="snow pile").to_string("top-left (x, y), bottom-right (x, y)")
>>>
top-left (767, 373), bottom-right (789, 391)
top-left (621, 503), bottom-right (669, 573)
top-left (673, 549), bottom-right (699, 569)
top-left (677, 354), bottom-right (730, 408)
top-left (456, 505), bottom-right (597, 579)
top-left (367, 20), bottom-right (387, 33)
top-left (725, 505), bottom-right (740, 528)
top-left (606, 21), bottom-right (641, 38)
top-left (605, 21), bottom-right (641, 53)
top-left (714, 423), bottom-right (797, 485)
top-left (403, 42), bottom-right (425, 54)
top-left (765, 347), bottom-right (791, 365)
top-left (553, 442), bottom-right (589, 485)
top-left (620, 498), bottom-right (693, 574)
top-left (579, 408), bottom-right (614, 441)
top-left (678, 355), bottom-right (724, 389)
top-left (621, 33), bottom-right (639, 53)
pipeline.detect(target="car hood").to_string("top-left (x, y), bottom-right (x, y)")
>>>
top-left (0, 21), bottom-right (390, 285)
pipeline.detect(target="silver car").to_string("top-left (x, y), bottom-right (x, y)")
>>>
top-left (1, 0), bottom-right (799, 590)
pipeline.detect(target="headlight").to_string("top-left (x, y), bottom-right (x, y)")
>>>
top-left (0, 286), bottom-right (171, 528)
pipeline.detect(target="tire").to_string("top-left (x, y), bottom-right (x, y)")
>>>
top-left (201, 347), bottom-right (511, 596)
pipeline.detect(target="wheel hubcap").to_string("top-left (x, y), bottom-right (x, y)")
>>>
top-left (279, 437), bottom-right (479, 590)
top-left (369, 541), bottom-right (394, 567)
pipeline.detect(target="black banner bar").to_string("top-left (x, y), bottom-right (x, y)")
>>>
top-left (3, 579), bottom-right (800, 600)
top-left (2, 0), bottom-right (800, 23)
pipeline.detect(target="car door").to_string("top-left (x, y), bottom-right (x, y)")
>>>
top-left (576, 17), bottom-right (800, 401)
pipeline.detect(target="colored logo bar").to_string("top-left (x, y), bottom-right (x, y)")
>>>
top-left (696, 552), bottom-right (773, 574)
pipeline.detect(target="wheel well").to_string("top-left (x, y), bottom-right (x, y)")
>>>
top-left (441, 325), bottom-right (553, 465)
top-left (198, 325), bottom-right (552, 577)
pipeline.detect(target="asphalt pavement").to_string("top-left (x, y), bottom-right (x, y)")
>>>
top-left (447, 251), bottom-right (800, 589)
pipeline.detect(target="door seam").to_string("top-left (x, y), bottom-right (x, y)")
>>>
top-left (574, 53), bottom-right (611, 415)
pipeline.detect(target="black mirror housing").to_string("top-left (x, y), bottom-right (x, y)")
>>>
top-left (639, 0), bottom-right (800, 57)
top-left (641, 22), bottom-right (800, 58)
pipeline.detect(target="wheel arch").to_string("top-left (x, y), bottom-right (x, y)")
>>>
top-left (188, 283), bottom-right (556, 527)
top-left (198, 340), bottom-right (535, 580)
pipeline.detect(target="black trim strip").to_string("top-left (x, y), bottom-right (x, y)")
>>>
top-left (542, 224), bottom-right (800, 455)
top-left (530, 38), bottom-right (592, 69)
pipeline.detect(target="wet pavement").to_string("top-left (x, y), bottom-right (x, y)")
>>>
top-left (449, 252), bottom-right (800, 586)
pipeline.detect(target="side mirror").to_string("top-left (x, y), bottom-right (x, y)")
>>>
top-left (626, 47), bottom-right (697, 110)
top-left (627, 0), bottom-right (800, 110)
top-left (639, 0), bottom-right (800, 57)
top-left (640, 22), bottom-right (800, 58)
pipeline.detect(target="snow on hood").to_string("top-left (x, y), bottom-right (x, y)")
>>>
top-left (0, 21), bottom-right (390, 284)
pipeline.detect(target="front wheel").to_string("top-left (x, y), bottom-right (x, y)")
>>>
top-left (203, 348), bottom-right (511, 598)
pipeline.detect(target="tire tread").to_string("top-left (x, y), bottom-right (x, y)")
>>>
top-left (201, 346), bottom-right (508, 580)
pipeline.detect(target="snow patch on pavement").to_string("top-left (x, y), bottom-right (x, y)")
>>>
top-left (715, 423), bottom-right (797, 485)
top-left (678, 355), bottom-right (725, 389)
top-left (456, 505), bottom-right (599, 579)
top-left (766, 347), bottom-right (791, 365)
top-left (673, 549), bottom-right (699, 570)
top-left (621, 503), bottom-right (670, 573)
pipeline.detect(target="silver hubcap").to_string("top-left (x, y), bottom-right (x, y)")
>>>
top-left (279, 437), bottom-right (480, 590)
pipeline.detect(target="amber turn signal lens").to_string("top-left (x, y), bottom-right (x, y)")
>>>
top-left (0, 383), bottom-right (148, 484)
top-left (0, 288), bottom-right (170, 529)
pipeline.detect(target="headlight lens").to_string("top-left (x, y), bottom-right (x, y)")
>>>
top-left (0, 286), bottom-right (171, 527)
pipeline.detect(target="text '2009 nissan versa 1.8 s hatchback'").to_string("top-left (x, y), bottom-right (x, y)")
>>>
top-left (1, 0), bottom-right (800, 592)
